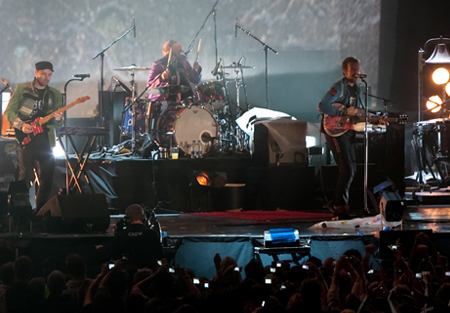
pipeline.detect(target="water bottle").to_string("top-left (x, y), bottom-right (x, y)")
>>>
top-left (197, 140), bottom-right (203, 158)
top-left (191, 140), bottom-right (196, 159)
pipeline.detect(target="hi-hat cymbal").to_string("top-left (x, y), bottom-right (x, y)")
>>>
top-left (114, 65), bottom-right (151, 71)
top-left (148, 85), bottom-right (190, 95)
top-left (221, 64), bottom-right (254, 69)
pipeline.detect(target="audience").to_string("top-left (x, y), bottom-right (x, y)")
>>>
top-left (1, 230), bottom-right (450, 312)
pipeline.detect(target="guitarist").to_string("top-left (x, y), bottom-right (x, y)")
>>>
top-left (318, 56), bottom-right (363, 220)
top-left (4, 61), bottom-right (63, 212)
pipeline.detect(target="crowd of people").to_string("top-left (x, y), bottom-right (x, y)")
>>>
top-left (0, 231), bottom-right (449, 313)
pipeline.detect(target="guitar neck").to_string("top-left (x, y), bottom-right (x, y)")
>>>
top-left (39, 96), bottom-right (90, 125)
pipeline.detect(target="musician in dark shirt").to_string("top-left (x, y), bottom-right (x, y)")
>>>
top-left (112, 204), bottom-right (164, 270)
top-left (4, 61), bottom-right (63, 212)
top-left (318, 57), bottom-right (364, 219)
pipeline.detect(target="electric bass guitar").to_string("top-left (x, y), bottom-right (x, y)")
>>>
top-left (323, 110), bottom-right (408, 137)
top-left (15, 96), bottom-right (90, 146)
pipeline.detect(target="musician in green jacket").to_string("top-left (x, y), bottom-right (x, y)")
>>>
top-left (5, 61), bottom-right (63, 212)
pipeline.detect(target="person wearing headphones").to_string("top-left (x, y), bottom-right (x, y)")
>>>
top-left (112, 204), bottom-right (164, 270)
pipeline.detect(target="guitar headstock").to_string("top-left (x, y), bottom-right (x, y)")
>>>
top-left (76, 96), bottom-right (91, 103)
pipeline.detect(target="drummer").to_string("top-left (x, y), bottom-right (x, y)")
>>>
top-left (147, 40), bottom-right (202, 105)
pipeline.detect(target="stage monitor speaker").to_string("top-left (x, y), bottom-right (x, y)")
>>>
top-left (36, 194), bottom-right (110, 233)
top-left (252, 119), bottom-right (307, 167)
top-left (379, 190), bottom-right (405, 222)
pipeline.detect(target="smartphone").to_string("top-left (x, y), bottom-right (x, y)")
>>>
top-left (261, 301), bottom-right (265, 307)
top-left (367, 269), bottom-right (374, 275)
top-left (193, 278), bottom-right (200, 284)
top-left (157, 260), bottom-right (162, 266)
top-left (108, 261), bottom-right (115, 269)
top-left (388, 245), bottom-right (398, 250)
top-left (204, 282), bottom-right (209, 288)
top-left (270, 267), bottom-right (276, 273)
top-left (302, 265), bottom-right (309, 270)
top-left (415, 273), bottom-right (422, 279)
top-left (168, 267), bottom-right (175, 273)
top-left (446, 272), bottom-right (450, 277)
top-left (234, 266), bottom-right (241, 272)
top-left (276, 262), bottom-right (282, 268)
top-left (265, 278), bottom-right (272, 284)
top-left (279, 285), bottom-right (286, 290)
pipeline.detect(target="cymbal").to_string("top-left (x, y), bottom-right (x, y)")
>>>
top-left (114, 65), bottom-right (151, 71)
top-left (148, 85), bottom-right (190, 95)
top-left (221, 64), bottom-right (254, 69)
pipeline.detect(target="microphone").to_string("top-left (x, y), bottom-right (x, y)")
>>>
top-left (112, 76), bottom-right (132, 95)
top-left (235, 18), bottom-right (238, 37)
top-left (211, 58), bottom-right (222, 76)
top-left (73, 74), bottom-right (90, 79)
top-left (354, 74), bottom-right (367, 78)
top-left (1, 78), bottom-right (13, 92)
top-left (133, 18), bottom-right (136, 38)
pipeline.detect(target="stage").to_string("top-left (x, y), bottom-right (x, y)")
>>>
top-left (2, 136), bottom-right (450, 279)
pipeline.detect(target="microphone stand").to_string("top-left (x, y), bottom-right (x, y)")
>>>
top-left (92, 19), bottom-right (135, 133)
top-left (360, 78), bottom-right (370, 215)
top-left (61, 77), bottom-right (89, 195)
top-left (368, 93), bottom-right (396, 114)
top-left (236, 23), bottom-right (277, 109)
top-left (184, 0), bottom-right (219, 61)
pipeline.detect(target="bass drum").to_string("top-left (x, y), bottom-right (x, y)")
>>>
top-left (157, 106), bottom-right (218, 155)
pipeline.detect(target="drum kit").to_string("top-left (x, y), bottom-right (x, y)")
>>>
top-left (112, 62), bottom-right (254, 158)
top-left (413, 118), bottom-right (450, 186)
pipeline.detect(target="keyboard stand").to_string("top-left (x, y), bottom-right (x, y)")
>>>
top-left (56, 127), bottom-right (109, 194)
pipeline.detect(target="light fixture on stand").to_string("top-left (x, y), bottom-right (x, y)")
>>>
top-left (418, 37), bottom-right (450, 121)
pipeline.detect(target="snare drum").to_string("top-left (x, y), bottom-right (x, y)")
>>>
top-left (122, 99), bottom-right (149, 135)
top-left (156, 106), bottom-right (218, 155)
top-left (195, 81), bottom-right (226, 111)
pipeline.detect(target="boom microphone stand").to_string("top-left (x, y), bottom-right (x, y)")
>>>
top-left (236, 23), bottom-right (277, 109)
top-left (92, 19), bottom-right (135, 135)
top-left (184, 0), bottom-right (219, 62)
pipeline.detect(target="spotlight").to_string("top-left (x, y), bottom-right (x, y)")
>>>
top-left (432, 67), bottom-right (450, 85)
top-left (426, 95), bottom-right (442, 113)
top-left (446, 82), bottom-right (450, 98)
top-left (196, 172), bottom-right (211, 187)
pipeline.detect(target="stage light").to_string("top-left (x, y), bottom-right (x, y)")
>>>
top-left (418, 37), bottom-right (450, 121)
top-left (446, 82), bottom-right (450, 98)
top-left (196, 172), bottom-right (211, 187)
top-left (426, 95), bottom-right (442, 113)
top-left (432, 67), bottom-right (450, 85)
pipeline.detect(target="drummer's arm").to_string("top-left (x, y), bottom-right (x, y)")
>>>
top-left (184, 59), bottom-right (202, 84)
top-left (147, 62), bottom-right (169, 87)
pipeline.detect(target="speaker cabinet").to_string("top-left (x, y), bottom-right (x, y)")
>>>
top-left (252, 119), bottom-right (308, 167)
top-left (36, 194), bottom-right (110, 233)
